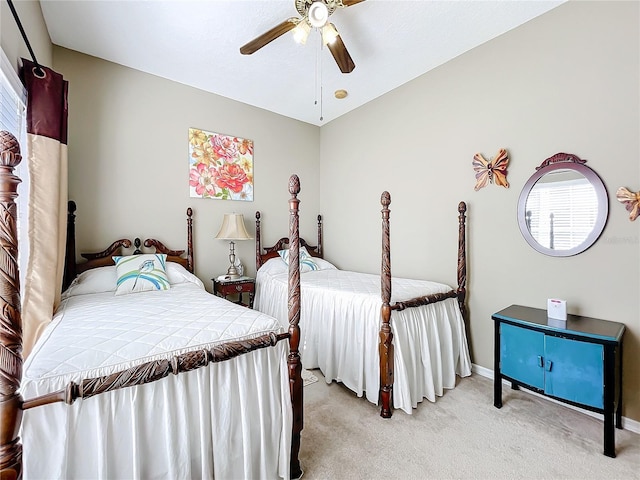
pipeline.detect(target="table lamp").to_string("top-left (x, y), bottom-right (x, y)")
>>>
top-left (215, 213), bottom-right (252, 279)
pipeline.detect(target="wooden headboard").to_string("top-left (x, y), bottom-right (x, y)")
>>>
top-left (63, 201), bottom-right (194, 289)
top-left (255, 211), bottom-right (323, 270)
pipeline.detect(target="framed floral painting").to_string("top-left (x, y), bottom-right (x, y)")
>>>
top-left (188, 128), bottom-right (253, 201)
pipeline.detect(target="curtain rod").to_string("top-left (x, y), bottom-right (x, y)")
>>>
top-left (6, 0), bottom-right (45, 77)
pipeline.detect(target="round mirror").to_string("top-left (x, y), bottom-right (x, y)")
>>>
top-left (517, 153), bottom-right (608, 257)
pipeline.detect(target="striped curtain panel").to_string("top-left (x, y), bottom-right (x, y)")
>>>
top-left (20, 59), bottom-right (68, 358)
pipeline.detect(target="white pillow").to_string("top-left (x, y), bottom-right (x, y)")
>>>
top-left (166, 262), bottom-right (205, 289)
top-left (260, 249), bottom-right (337, 275)
top-left (258, 257), bottom-right (288, 275)
top-left (310, 257), bottom-right (338, 271)
top-left (113, 254), bottom-right (170, 295)
top-left (63, 265), bottom-right (117, 298)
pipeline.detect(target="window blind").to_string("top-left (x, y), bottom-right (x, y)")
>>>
top-left (526, 179), bottom-right (597, 250)
top-left (1, 48), bottom-right (29, 294)
top-left (1, 49), bottom-right (27, 133)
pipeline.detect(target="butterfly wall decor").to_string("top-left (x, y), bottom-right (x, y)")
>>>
top-left (472, 148), bottom-right (510, 191)
top-left (616, 186), bottom-right (640, 221)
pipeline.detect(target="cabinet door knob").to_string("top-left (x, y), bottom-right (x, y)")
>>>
top-left (537, 356), bottom-right (544, 368)
top-left (545, 360), bottom-right (553, 372)
top-left (236, 285), bottom-right (243, 291)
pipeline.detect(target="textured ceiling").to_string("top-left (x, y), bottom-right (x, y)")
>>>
top-left (39, 0), bottom-right (565, 126)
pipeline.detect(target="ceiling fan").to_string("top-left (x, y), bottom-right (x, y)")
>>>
top-left (239, 0), bottom-right (366, 74)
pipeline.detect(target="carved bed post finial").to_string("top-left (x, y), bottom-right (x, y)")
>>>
top-left (255, 211), bottom-right (261, 271)
top-left (379, 191), bottom-right (393, 419)
top-left (457, 202), bottom-right (467, 321)
top-left (0, 130), bottom-right (24, 479)
top-left (287, 175), bottom-right (303, 479)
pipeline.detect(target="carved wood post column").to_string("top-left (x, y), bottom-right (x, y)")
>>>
top-left (457, 202), bottom-right (467, 320)
top-left (379, 191), bottom-right (393, 418)
top-left (316, 215), bottom-right (322, 258)
top-left (255, 211), bottom-right (262, 270)
top-left (287, 175), bottom-right (303, 479)
top-left (186, 208), bottom-right (193, 273)
top-left (0, 130), bottom-right (24, 480)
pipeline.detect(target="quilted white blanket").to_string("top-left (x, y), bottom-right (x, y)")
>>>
top-left (25, 283), bottom-right (284, 385)
top-left (22, 272), bottom-right (292, 479)
top-left (256, 259), bottom-right (472, 414)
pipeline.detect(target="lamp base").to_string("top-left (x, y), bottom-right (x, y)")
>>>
top-left (226, 242), bottom-right (241, 279)
top-left (226, 264), bottom-right (241, 279)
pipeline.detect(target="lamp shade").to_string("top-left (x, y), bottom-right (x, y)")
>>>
top-left (292, 19), bottom-right (311, 44)
top-left (322, 23), bottom-right (338, 45)
top-left (215, 213), bottom-right (252, 240)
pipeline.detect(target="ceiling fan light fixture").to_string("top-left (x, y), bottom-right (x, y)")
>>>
top-left (321, 23), bottom-right (339, 45)
top-left (308, 1), bottom-right (329, 28)
top-left (292, 20), bottom-right (311, 44)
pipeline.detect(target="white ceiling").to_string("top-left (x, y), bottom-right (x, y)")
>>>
top-left (39, 0), bottom-right (565, 126)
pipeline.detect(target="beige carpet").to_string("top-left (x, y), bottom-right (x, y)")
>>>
top-left (300, 370), bottom-right (639, 479)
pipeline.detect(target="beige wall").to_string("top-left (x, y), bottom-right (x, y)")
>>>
top-left (1, 0), bottom-right (51, 74)
top-left (320, 1), bottom-right (639, 422)
top-left (52, 47), bottom-right (320, 283)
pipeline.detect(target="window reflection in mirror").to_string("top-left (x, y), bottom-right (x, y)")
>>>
top-left (517, 154), bottom-right (608, 257)
top-left (524, 169), bottom-right (598, 251)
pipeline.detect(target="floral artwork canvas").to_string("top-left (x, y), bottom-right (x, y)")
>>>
top-left (189, 128), bottom-right (253, 201)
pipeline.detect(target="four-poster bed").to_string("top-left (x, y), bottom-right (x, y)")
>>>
top-left (0, 132), bottom-right (304, 479)
top-left (254, 192), bottom-right (471, 417)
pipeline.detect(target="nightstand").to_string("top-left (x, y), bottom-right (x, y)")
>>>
top-left (212, 276), bottom-right (255, 308)
top-left (493, 305), bottom-right (625, 458)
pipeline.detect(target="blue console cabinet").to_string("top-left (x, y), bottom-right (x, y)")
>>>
top-left (493, 305), bottom-right (625, 458)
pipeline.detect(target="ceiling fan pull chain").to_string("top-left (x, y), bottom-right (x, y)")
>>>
top-left (314, 31), bottom-right (319, 108)
top-left (319, 32), bottom-right (324, 122)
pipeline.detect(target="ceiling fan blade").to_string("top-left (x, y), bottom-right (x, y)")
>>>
top-left (341, 0), bottom-right (366, 7)
top-left (327, 34), bottom-right (355, 73)
top-left (240, 18), bottom-right (298, 55)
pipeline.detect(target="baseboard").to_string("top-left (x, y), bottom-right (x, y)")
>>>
top-left (471, 363), bottom-right (640, 435)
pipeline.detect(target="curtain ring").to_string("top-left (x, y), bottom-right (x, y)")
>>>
top-left (32, 65), bottom-right (46, 79)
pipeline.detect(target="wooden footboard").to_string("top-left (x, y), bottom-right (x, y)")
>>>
top-left (22, 332), bottom-right (291, 410)
top-left (379, 195), bottom-right (468, 418)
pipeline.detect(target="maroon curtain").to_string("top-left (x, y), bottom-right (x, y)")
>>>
top-left (20, 58), bottom-right (68, 143)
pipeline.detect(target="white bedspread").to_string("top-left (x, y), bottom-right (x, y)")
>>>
top-left (22, 279), bottom-right (292, 479)
top-left (256, 263), bottom-right (472, 414)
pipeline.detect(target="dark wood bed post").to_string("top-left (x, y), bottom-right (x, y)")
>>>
top-left (144, 208), bottom-right (194, 273)
top-left (379, 191), bottom-right (394, 419)
top-left (287, 175), bottom-right (303, 479)
top-left (63, 200), bottom-right (77, 291)
top-left (255, 211), bottom-right (262, 270)
top-left (457, 202), bottom-right (467, 320)
top-left (186, 207), bottom-right (194, 273)
top-left (0, 131), bottom-right (24, 479)
top-left (316, 215), bottom-right (322, 258)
